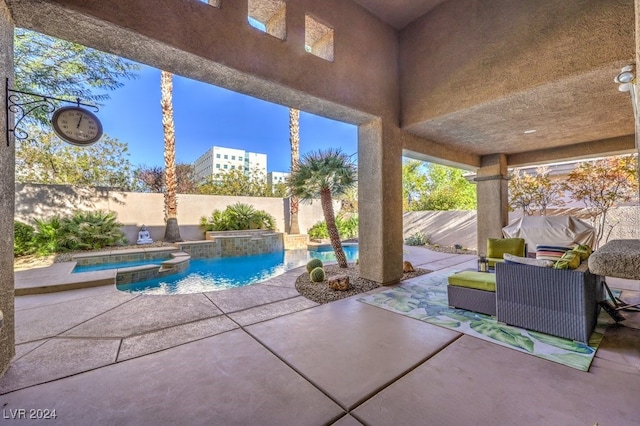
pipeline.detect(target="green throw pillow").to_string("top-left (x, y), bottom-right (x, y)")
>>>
top-left (487, 238), bottom-right (526, 259)
top-left (573, 244), bottom-right (592, 261)
top-left (553, 250), bottom-right (580, 269)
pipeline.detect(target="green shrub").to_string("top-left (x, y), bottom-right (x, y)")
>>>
top-left (338, 215), bottom-right (358, 239)
top-left (30, 211), bottom-right (126, 256)
top-left (308, 221), bottom-right (329, 239)
top-left (32, 216), bottom-right (64, 256)
top-left (404, 231), bottom-right (429, 246)
top-left (14, 221), bottom-right (35, 257)
top-left (201, 203), bottom-right (276, 232)
top-left (200, 210), bottom-right (229, 231)
top-left (309, 266), bottom-right (326, 282)
top-left (306, 258), bottom-right (324, 273)
top-left (59, 211), bottom-right (127, 250)
top-left (307, 215), bottom-right (359, 240)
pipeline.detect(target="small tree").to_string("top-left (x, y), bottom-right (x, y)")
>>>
top-left (530, 166), bottom-right (565, 215)
top-left (175, 164), bottom-right (198, 194)
top-left (14, 28), bottom-right (140, 126)
top-left (508, 166), bottom-right (565, 215)
top-left (402, 160), bottom-right (476, 211)
top-left (132, 166), bottom-right (164, 193)
top-left (564, 155), bottom-right (638, 247)
top-left (132, 163), bottom-right (198, 194)
top-left (402, 159), bottom-right (428, 211)
top-left (508, 169), bottom-right (539, 215)
top-left (15, 126), bottom-right (133, 188)
top-left (421, 163), bottom-right (476, 211)
top-left (288, 149), bottom-right (357, 268)
top-left (198, 166), bottom-right (271, 197)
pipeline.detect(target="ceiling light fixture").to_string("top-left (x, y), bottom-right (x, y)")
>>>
top-left (523, 129), bottom-right (536, 134)
top-left (614, 65), bottom-right (635, 92)
top-left (613, 65), bottom-right (640, 202)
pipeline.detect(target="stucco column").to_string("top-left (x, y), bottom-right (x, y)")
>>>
top-left (635, 0), bottom-right (640, 195)
top-left (0, 0), bottom-right (15, 377)
top-left (358, 119), bottom-right (403, 285)
top-left (475, 154), bottom-right (509, 255)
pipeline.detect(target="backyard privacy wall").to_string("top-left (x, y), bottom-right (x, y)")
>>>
top-left (15, 184), bottom-right (336, 244)
top-left (403, 207), bottom-right (640, 251)
top-left (16, 184), bottom-right (639, 250)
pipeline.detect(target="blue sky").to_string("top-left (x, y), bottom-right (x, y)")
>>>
top-left (97, 65), bottom-right (358, 172)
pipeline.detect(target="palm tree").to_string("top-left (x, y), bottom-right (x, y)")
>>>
top-left (288, 108), bottom-right (301, 234)
top-left (288, 148), bottom-right (357, 268)
top-left (160, 70), bottom-right (182, 242)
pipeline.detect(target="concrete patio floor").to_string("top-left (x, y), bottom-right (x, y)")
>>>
top-left (1, 246), bottom-right (639, 425)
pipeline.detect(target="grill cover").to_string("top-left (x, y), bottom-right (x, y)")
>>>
top-left (502, 216), bottom-right (596, 251)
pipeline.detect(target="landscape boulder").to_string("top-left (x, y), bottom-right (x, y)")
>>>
top-left (328, 275), bottom-right (350, 291)
top-left (403, 261), bottom-right (415, 273)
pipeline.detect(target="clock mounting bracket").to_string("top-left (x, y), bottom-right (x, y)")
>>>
top-left (4, 77), bottom-right (100, 147)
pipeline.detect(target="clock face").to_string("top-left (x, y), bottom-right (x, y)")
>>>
top-left (51, 106), bottom-right (103, 146)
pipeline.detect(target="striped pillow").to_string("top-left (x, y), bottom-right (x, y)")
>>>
top-left (536, 245), bottom-right (572, 262)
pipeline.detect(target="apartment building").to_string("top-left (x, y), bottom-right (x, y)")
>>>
top-left (267, 171), bottom-right (290, 186)
top-left (193, 146), bottom-right (267, 182)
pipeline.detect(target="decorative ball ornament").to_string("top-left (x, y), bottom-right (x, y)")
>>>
top-left (51, 106), bottom-right (103, 146)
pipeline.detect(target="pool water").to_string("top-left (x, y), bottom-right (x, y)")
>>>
top-left (117, 246), bottom-right (359, 295)
top-left (73, 257), bottom-right (171, 273)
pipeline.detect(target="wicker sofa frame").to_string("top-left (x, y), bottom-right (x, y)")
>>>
top-left (495, 262), bottom-right (604, 343)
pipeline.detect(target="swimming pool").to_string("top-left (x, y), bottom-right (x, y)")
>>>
top-left (73, 257), bottom-right (171, 273)
top-left (117, 245), bottom-right (359, 295)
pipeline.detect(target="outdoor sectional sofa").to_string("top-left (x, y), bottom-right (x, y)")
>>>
top-left (495, 261), bottom-right (603, 343)
top-left (448, 261), bottom-right (604, 343)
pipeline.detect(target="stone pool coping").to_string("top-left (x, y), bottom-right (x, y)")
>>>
top-left (15, 250), bottom-right (191, 295)
top-left (14, 262), bottom-right (116, 296)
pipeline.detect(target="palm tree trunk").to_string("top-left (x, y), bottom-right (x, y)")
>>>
top-left (320, 188), bottom-right (348, 268)
top-left (289, 108), bottom-right (300, 234)
top-left (160, 70), bottom-right (182, 242)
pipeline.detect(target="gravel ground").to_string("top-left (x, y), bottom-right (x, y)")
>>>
top-left (422, 243), bottom-right (477, 255)
top-left (295, 263), bottom-right (431, 304)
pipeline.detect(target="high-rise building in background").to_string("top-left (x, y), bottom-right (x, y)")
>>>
top-left (193, 146), bottom-right (267, 182)
top-left (267, 171), bottom-right (290, 187)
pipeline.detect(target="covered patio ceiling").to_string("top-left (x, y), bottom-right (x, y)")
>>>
top-left (353, 0), bottom-right (638, 167)
top-left (5, 0), bottom-right (638, 169)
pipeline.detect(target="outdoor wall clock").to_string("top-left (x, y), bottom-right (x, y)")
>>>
top-left (5, 78), bottom-right (102, 148)
top-left (51, 105), bottom-right (103, 146)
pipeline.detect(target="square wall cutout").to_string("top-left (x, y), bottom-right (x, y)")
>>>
top-left (248, 0), bottom-right (286, 40)
top-left (305, 15), bottom-right (334, 61)
top-left (199, 0), bottom-right (221, 7)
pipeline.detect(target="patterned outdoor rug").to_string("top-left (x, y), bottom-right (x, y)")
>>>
top-left (358, 270), bottom-right (612, 371)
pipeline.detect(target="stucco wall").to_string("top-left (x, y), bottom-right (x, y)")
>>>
top-left (7, 0), bottom-right (399, 125)
top-left (15, 184), bottom-right (335, 244)
top-left (0, 0), bottom-right (15, 377)
top-left (403, 210), bottom-right (478, 250)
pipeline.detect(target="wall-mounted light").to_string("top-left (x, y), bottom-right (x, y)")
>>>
top-left (614, 65), bottom-right (640, 203)
top-left (614, 65), bottom-right (635, 92)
